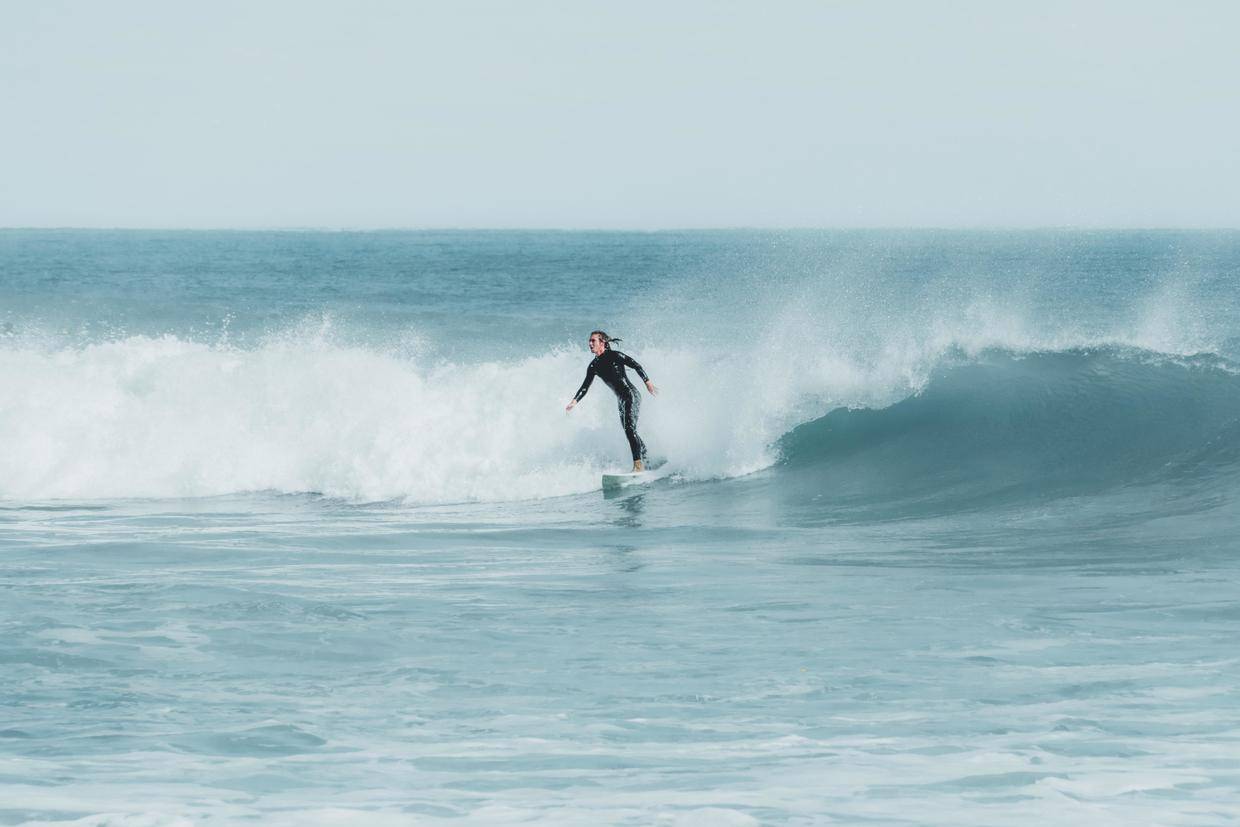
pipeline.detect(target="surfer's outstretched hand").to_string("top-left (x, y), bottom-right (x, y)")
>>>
top-left (646, 380), bottom-right (659, 396)
top-left (565, 399), bottom-right (577, 413)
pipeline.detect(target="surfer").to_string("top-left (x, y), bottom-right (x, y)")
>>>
top-left (566, 331), bottom-right (658, 471)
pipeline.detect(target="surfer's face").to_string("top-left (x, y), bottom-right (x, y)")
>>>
top-left (589, 335), bottom-right (606, 355)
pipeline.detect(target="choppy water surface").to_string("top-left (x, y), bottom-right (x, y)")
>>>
top-left (3, 230), bottom-right (1240, 825)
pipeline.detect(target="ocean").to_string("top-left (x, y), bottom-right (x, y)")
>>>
top-left (2, 229), bottom-right (1239, 825)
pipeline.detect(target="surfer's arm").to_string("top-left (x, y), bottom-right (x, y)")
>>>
top-left (621, 353), bottom-right (657, 395)
top-left (567, 364), bottom-right (596, 410)
top-left (620, 352), bottom-right (650, 382)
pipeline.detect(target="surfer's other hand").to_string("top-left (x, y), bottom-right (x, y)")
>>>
top-left (646, 381), bottom-right (658, 396)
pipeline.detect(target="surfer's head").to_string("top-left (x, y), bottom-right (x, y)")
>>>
top-left (589, 330), bottom-right (618, 355)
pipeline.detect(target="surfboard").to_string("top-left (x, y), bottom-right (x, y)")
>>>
top-left (601, 460), bottom-right (668, 491)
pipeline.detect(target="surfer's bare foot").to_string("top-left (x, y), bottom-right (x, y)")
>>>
top-left (633, 460), bottom-right (644, 472)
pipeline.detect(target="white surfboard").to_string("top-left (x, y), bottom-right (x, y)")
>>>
top-left (601, 460), bottom-right (668, 491)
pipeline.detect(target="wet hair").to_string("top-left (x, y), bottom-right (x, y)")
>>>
top-left (590, 330), bottom-right (622, 349)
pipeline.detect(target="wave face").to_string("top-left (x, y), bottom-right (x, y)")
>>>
top-left (776, 348), bottom-right (1240, 514)
top-left (3, 229), bottom-right (1240, 506)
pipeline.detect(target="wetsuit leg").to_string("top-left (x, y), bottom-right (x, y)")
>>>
top-left (617, 389), bottom-right (646, 463)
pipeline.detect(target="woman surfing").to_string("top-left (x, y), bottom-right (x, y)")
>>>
top-left (565, 331), bottom-right (658, 472)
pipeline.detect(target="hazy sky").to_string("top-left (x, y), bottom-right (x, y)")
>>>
top-left (2, 1), bottom-right (1237, 228)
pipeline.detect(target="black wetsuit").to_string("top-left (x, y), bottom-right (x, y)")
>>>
top-left (573, 349), bottom-right (650, 463)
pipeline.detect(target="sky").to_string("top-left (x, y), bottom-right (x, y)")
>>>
top-left (2, 1), bottom-right (1237, 229)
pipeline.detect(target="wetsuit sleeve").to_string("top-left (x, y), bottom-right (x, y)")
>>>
top-left (620, 352), bottom-right (650, 383)
top-left (573, 362), bottom-right (596, 402)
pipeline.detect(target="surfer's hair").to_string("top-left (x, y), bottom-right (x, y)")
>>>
top-left (590, 330), bottom-right (621, 349)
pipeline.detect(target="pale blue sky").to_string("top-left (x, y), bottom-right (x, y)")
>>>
top-left (2, 1), bottom-right (1236, 228)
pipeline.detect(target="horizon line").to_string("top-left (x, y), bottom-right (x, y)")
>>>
top-left (3, 225), bottom-right (1239, 233)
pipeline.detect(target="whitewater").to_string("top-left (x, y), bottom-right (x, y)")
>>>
top-left (3, 229), bottom-right (1240, 825)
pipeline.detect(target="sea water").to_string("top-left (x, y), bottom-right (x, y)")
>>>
top-left (2, 229), bottom-right (1239, 825)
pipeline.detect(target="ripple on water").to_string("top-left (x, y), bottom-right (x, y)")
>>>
top-left (171, 724), bottom-right (328, 757)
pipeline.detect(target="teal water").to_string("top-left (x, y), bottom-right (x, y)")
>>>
top-left (3, 230), bottom-right (1240, 825)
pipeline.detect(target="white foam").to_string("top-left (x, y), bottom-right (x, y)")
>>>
top-left (0, 331), bottom-right (809, 503)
